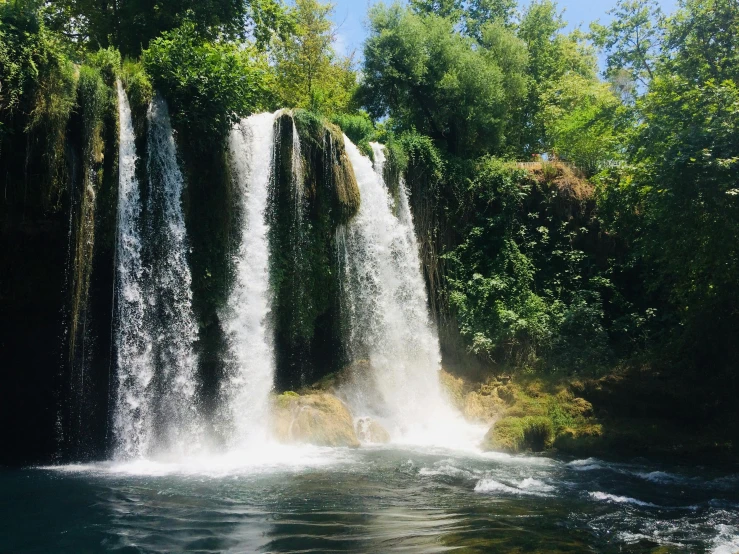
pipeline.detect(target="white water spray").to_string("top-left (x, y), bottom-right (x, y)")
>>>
top-left (222, 113), bottom-right (277, 447)
top-left (339, 137), bottom-right (480, 446)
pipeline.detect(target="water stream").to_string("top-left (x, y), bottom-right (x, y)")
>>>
top-left (112, 82), bottom-right (152, 458)
top-left (221, 113), bottom-right (277, 448)
top-left (112, 93), bottom-right (201, 459)
top-left (338, 137), bottom-right (479, 446)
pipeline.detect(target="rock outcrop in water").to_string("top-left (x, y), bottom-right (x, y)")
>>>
top-left (272, 392), bottom-right (360, 448)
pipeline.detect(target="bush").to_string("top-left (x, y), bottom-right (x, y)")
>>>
top-left (331, 112), bottom-right (375, 146)
top-left (484, 415), bottom-right (554, 453)
top-left (142, 21), bottom-right (273, 142)
top-left (87, 47), bottom-right (121, 86)
top-left (120, 60), bottom-right (153, 111)
top-left (0, 2), bottom-right (76, 208)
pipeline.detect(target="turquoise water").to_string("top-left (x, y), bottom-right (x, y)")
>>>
top-left (2, 446), bottom-right (738, 553)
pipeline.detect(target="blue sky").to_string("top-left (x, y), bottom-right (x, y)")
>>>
top-left (328, 0), bottom-right (678, 59)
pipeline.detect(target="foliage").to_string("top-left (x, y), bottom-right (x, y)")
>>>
top-left (513, 1), bottom-right (598, 155)
top-left (142, 22), bottom-right (273, 141)
top-left (540, 73), bottom-right (625, 174)
top-left (45, 0), bottom-right (293, 55)
top-left (410, 0), bottom-right (517, 36)
top-left (0, 1), bottom-right (77, 208)
top-left (331, 112), bottom-right (374, 146)
top-left (271, 0), bottom-right (355, 115)
top-left (359, 4), bottom-right (526, 156)
top-left (0, 2), bottom-right (75, 124)
top-left (590, 0), bottom-right (664, 91)
top-left (86, 47), bottom-right (121, 86)
top-left (120, 60), bottom-right (153, 113)
top-left (441, 157), bottom-right (611, 371)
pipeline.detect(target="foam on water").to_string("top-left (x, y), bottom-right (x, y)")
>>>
top-left (589, 491), bottom-right (660, 508)
top-left (474, 477), bottom-right (552, 496)
top-left (45, 443), bottom-right (356, 478)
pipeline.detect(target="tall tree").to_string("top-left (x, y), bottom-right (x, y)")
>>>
top-left (360, 3), bottom-right (526, 156)
top-left (271, 0), bottom-right (355, 114)
top-left (513, 0), bottom-right (597, 155)
top-left (590, 0), bottom-right (664, 91)
top-left (608, 0), bottom-right (739, 370)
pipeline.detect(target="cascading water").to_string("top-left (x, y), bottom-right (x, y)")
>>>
top-left (112, 91), bottom-right (201, 459)
top-left (113, 82), bottom-right (153, 458)
top-left (144, 94), bottom-right (201, 456)
top-left (221, 113), bottom-right (277, 447)
top-left (339, 137), bottom-right (480, 446)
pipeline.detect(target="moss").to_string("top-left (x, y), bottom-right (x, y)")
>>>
top-left (120, 60), bottom-right (152, 138)
top-left (292, 109), bottom-right (360, 222)
top-left (440, 370), bottom-right (466, 410)
top-left (271, 392), bottom-right (360, 447)
top-left (270, 111), bottom-right (360, 390)
top-left (67, 66), bottom-right (110, 362)
top-left (483, 415), bottom-right (554, 453)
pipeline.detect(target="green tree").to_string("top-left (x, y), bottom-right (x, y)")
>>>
top-left (607, 0), bottom-right (739, 370)
top-left (590, 0), bottom-right (664, 91)
top-left (360, 3), bottom-right (526, 156)
top-left (271, 0), bottom-right (355, 114)
top-left (541, 73), bottom-right (623, 174)
top-left (514, 0), bottom-right (597, 155)
top-left (143, 21), bottom-right (273, 141)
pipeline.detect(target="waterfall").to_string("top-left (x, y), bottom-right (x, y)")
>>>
top-left (339, 137), bottom-right (471, 445)
top-left (222, 113), bottom-right (277, 447)
top-left (144, 94), bottom-right (201, 455)
top-left (112, 90), bottom-right (201, 459)
top-left (113, 82), bottom-right (153, 458)
top-left (291, 116), bottom-right (304, 211)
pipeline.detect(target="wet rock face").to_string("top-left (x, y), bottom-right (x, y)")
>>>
top-left (355, 417), bottom-right (390, 444)
top-left (271, 392), bottom-right (360, 448)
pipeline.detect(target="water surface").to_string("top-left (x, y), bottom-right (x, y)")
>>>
top-left (3, 446), bottom-right (738, 553)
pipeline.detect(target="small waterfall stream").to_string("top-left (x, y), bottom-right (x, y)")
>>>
top-left (339, 137), bottom-right (475, 445)
top-left (144, 94), bottom-right (201, 456)
top-left (222, 113), bottom-right (277, 447)
top-left (113, 82), bottom-right (153, 458)
top-left (113, 91), bottom-right (201, 459)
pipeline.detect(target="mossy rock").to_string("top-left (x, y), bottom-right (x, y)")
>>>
top-left (440, 370), bottom-right (466, 410)
top-left (481, 415), bottom-right (554, 453)
top-left (271, 392), bottom-right (360, 448)
top-left (291, 110), bottom-right (360, 222)
top-left (356, 417), bottom-right (391, 444)
top-left (462, 391), bottom-right (505, 424)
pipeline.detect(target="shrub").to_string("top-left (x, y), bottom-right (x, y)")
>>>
top-left (142, 21), bottom-right (273, 142)
top-left (485, 415), bottom-right (554, 452)
top-left (331, 112), bottom-right (375, 146)
top-left (87, 47), bottom-right (121, 86)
